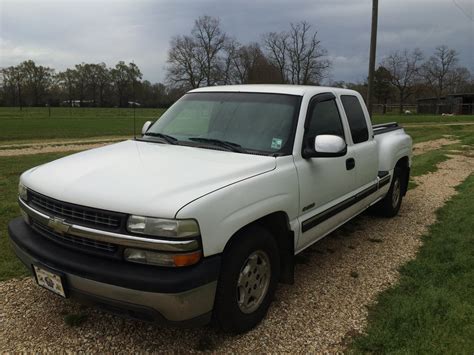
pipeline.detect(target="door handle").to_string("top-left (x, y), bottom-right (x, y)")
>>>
top-left (346, 158), bottom-right (355, 170)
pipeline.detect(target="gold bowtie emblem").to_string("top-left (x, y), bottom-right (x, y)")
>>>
top-left (48, 217), bottom-right (71, 235)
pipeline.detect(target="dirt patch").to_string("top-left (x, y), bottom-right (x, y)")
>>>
top-left (0, 154), bottom-right (473, 352)
top-left (412, 137), bottom-right (460, 156)
top-left (0, 137), bottom-right (128, 157)
top-left (0, 143), bottom-right (113, 156)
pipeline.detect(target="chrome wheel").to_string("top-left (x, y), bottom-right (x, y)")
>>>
top-left (392, 177), bottom-right (401, 208)
top-left (237, 250), bottom-right (271, 314)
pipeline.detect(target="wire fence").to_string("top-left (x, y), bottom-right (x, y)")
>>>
top-left (372, 103), bottom-right (474, 115)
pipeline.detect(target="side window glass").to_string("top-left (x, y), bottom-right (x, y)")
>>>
top-left (341, 95), bottom-right (369, 143)
top-left (307, 99), bottom-right (345, 139)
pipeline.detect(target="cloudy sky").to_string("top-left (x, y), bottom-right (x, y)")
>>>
top-left (1, 0), bottom-right (473, 83)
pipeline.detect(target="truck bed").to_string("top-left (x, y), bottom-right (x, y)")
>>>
top-left (373, 122), bottom-right (402, 135)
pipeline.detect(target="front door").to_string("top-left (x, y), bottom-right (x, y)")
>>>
top-left (294, 94), bottom-right (358, 252)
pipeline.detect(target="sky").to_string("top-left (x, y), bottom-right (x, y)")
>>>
top-left (1, 0), bottom-right (473, 84)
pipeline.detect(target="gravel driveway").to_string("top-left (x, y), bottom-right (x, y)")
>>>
top-left (1, 153), bottom-right (473, 352)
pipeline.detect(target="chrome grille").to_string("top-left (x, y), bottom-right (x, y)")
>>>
top-left (32, 220), bottom-right (117, 253)
top-left (28, 190), bottom-right (122, 230)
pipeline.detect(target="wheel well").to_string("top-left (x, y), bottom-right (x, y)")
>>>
top-left (224, 212), bottom-right (295, 285)
top-left (395, 156), bottom-right (410, 196)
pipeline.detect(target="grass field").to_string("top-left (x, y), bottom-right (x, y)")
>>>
top-left (0, 107), bottom-right (165, 142)
top-left (351, 174), bottom-right (474, 353)
top-left (1, 106), bottom-right (473, 143)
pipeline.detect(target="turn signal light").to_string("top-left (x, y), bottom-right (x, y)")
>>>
top-left (173, 251), bottom-right (202, 267)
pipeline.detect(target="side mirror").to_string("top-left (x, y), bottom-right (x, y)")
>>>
top-left (303, 134), bottom-right (347, 158)
top-left (141, 121), bottom-right (152, 135)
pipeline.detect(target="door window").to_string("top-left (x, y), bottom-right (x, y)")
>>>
top-left (306, 99), bottom-right (345, 139)
top-left (341, 95), bottom-right (369, 143)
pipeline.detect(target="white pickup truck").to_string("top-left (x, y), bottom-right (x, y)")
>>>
top-left (9, 85), bottom-right (412, 332)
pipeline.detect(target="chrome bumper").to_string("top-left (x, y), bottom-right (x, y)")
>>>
top-left (11, 239), bottom-right (217, 324)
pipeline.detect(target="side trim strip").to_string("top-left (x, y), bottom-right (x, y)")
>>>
top-left (301, 183), bottom-right (378, 233)
top-left (378, 175), bottom-right (391, 188)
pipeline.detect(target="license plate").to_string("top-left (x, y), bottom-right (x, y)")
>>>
top-left (33, 265), bottom-right (66, 298)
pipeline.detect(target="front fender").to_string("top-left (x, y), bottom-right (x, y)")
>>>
top-left (175, 156), bottom-right (300, 257)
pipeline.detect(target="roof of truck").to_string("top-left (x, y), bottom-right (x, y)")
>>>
top-left (189, 84), bottom-right (358, 97)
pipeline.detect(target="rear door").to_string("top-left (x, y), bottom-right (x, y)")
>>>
top-left (339, 94), bottom-right (378, 191)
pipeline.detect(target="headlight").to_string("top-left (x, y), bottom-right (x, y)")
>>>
top-left (18, 182), bottom-right (28, 201)
top-left (124, 248), bottom-right (202, 267)
top-left (127, 215), bottom-right (200, 238)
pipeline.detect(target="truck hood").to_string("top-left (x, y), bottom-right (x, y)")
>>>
top-left (21, 140), bottom-right (276, 218)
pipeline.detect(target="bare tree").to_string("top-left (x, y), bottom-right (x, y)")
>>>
top-left (166, 16), bottom-right (227, 89)
top-left (446, 67), bottom-right (472, 94)
top-left (263, 31), bottom-right (288, 83)
top-left (225, 42), bottom-right (263, 84)
top-left (220, 38), bottom-right (240, 84)
top-left (382, 49), bottom-right (424, 114)
top-left (167, 35), bottom-right (204, 89)
top-left (263, 22), bottom-right (330, 85)
top-left (192, 15), bottom-right (227, 86)
top-left (287, 22), bottom-right (330, 85)
top-left (421, 46), bottom-right (466, 112)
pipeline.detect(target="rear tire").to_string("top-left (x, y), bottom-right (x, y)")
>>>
top-left (374, 167), bottom-right (403, 217)
top-left (213, 225), bottom-right (280, 333)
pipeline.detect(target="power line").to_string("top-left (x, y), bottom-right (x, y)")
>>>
top-left (452, 0), bottom-right (473, 21)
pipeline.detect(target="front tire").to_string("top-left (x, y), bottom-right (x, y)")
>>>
top-left (213, 225), bottom-right (280, 333)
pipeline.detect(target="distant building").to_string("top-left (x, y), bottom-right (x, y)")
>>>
top-left (61, 100), bottom-right (95, 107)
top-left (417, 93), bottom-right (474, 115)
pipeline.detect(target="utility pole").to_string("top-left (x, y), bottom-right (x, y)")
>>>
top-left (367, 0), bottom-right (378, 119)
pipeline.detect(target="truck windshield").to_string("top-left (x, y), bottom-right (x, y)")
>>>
top-left (145, 92), bottom-right (300, 155)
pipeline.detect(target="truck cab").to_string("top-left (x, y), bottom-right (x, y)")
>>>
top-left (9, 85), bottom-right (412, 333)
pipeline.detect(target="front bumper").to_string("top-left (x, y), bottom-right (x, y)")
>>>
top-left (8, 217), bottom-right (221, 325)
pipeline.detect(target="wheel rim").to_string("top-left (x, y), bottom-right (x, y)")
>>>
top-left (236, 250), bottom-right (271, 314)
top-left (392, 177), bottom-right (401, 208)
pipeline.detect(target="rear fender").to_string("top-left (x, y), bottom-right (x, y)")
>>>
top-left (375, 130), bottom-right (412, 172)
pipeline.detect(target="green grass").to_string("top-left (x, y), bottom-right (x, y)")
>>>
top-left (0, 107), bottom-right (165, 142)
top-left (0, 152), bottom-right (72, 281)
top-left (350, 174), bottom-right (474, 354)
top-left (404, 124), bottom-right (474, 144)
top-left (411, 149), bottom-right (451, 178)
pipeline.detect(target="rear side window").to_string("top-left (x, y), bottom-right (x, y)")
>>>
top-left (341, 95), bottom-right (369, 143)
top-left (306, 99), bottom-right (345, 138)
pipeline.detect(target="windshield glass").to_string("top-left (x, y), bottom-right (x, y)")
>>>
top-left (145, 92), bottom-right (301, 154)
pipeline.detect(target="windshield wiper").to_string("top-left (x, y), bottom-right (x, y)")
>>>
top-left (143, 132), bottom-right (178, 144)
top-left (188, 137), bottom-right (246, 153)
